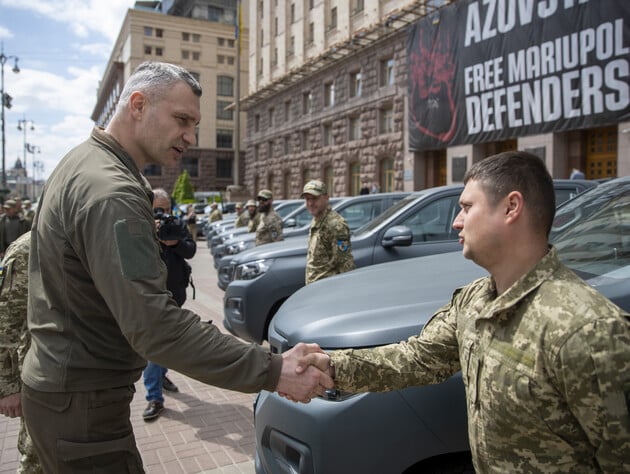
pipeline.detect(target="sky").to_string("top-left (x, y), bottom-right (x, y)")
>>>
top-left (0, 0), bottom-right (138, 182)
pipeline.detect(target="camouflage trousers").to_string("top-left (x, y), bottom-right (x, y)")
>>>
top-left (18, 417), bottom-right (42, 474)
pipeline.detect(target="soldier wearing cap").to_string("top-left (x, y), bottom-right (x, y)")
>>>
top-left (234, 202), bottom-right (249, 228)
top-left (0, 200), bottom-right (31, 258)
top-left (22, 200), bottom-right (35, 224)
top-left (245, 199), bottom-right (260, 231)
top-left (209, 202), bottom-right (223, 223)
top-left (302, 180), bottom-right (354, 284)
top-left (252, 189), bottom-right (284, 246)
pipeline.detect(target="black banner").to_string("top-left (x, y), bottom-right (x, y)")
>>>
top-left (407, 0), bottom-right (630, 151)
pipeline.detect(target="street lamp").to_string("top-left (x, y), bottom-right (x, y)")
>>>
top-left (0, 43), bottom-right (20, 196)
top-left (18, 116), bottom-right (35, 183)
top-left (25, 143), bottom-right (40, 199)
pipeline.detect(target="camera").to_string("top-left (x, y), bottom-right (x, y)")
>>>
top-left (153, 208), bottom-right (187, 241)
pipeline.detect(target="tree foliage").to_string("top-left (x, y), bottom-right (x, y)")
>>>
top-left (172, 170), bottom-right (195, 203)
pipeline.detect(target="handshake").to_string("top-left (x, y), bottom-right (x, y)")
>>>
top-left (275, 343), bottom-right (334, 403)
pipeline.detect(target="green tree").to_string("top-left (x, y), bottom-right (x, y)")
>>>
top-left (172, 170), bottom-right (195, 204)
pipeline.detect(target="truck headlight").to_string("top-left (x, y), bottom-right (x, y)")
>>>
top-left (234, 259), bottom-right (273, 280)
top-left (226, 241), bottom-right (248, 255)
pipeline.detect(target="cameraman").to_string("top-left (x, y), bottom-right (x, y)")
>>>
top-left (142, 188), bottom-right (196, 421)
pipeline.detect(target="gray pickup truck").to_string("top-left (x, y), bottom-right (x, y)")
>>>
top-left (256, 177), bottom-right (625, 474)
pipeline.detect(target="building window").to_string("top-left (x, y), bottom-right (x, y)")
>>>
top-left (218, 54), bottom-right (225, 64)
top-left (182, 32), bottom-right (190, 41)
top-left (228, 39), bottom-right (235, 47)
top-left (144, 26), bottom-right (153, 36)
top-left (309, 0), bottom-right (314, 9)
top-left (379, 105), bottom-right (394, 134)
top-left (301, 130), bottom-right (309, 151)
top-left (156, 28), bottom-right (163, 38)
top-left (217, 158), bottom-right (232, 178)
top-left (192, 51), bottom-right (200, 61)
top-left (254, 144), bottom-right (260, 161)
top-left (155, 47), bottom-right (163, 56)
top-left (272, 47), bottom-right (278, 66)
top-left (288, 35), bottom-right (295, 56)
top-left (261, 29), bottom-right (264, 44)
top-left (144, 45), bottom-right (152, 55)
top-left (381, 158), bottom-right (394, 192)
top-left (290, 3), bottom-right (295, 22)
top-left (308, 22), bottom-right (314, 44)
top-left (324, 165), bottom-right (334, 196)
top-left (217, 100), bottom-right (233, 120)
top-left (353, 0), bottom-right (365, 14)
top-left (269, 107), bottom-right (275, 127)
top-left (380, 57), bottom-right (395, 86)
top-left (217, 76), bottom-right (234, 96)
top-left (349, 115), bottom-right (360, 141)
top-left (182, 157), bottom-right (199, 177)
top-left (228, 56), bottom-right (235, 65)
top-left (350, 162), bottom-right (361, 195)
top-left (349, 71), bottom-right (362, 98)
top-left (323, 123), bottom-right (333, 147)
top-left (284, 135), bottom-right (290, 155)
top-left (328, 7), bottom-right (337, 30)
top-left (275, 17), bottom-right (279, 36)
top-left (255, 114), bottom-right (261, 132)
top-left (324, 82), bottom-right (335, 107)
top-left (267, 141), bottom-right (273, 158)
top-left (144, 164), bottom-right (162, 176)
top-left (302, 91), bottom-right (312, 115)
top-left (192, 33), bottom-right (201, 43)
top-left (217, 129), bottom-right (233, 148)
top-left (302, 168), bottom-right (311, 187)
top-left (283, 170), bottom-right (291, 198)
top-left (218, 37), bottom-right (225, 46)
top-left (182, 50), bottom-right (190, 60)
top-left (284, 100), bottom-right (291, 122)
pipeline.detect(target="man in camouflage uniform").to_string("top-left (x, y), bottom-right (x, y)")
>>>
top-left (252, 189), bottom-right (284, 246)
top-left (0, 199), bottom-right (31, 258)
top-left (302, 180), bottom-right (354, 284)
top-left (299, 151), bottom-right (630, 472)
top-left (245, 199), bottom-right (259, 232)
top-left (0, 232), bottom-right (42, 473)
top-left (233, 202), bottom-right (249, 228)
top-left (209, 202), bottom-right (223, 222)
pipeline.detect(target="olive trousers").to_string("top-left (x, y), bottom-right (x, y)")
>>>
top-left (21, 384), bottom-right (144, 474)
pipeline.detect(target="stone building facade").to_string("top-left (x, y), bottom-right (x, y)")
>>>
top-left (245, 30), bottom-right (409, 199)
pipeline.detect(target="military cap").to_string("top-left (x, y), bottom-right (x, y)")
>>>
top-left (245, 199), bottom-right (257, 207)
top-left (235, 202), bottom-right (244, 208)
top-left (23, 200), bottom-right (31, 205)
top-left (301, 180), bottom-right (327, 197)
top-left (3, 199), bottom-right (16, 208)
top-left (211, 202), bottom-right (218, 208)
top-left (257, 189), bottom-right (273, 200)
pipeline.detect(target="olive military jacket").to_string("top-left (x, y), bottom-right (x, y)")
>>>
top-left (23, 128), bottom-right (282, 393)
top-left (254, 209), bottom-right (284, 246)
top-left (331, 248), bottom-right (630, 472)
top-left (0, 232), bottom-right (30, 398)
top-left (305, 206), bottom-right (355, 284)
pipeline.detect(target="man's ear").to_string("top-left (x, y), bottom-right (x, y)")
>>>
top-left (505, 191), bottom-right (524, 222)
top-left (129, 91), bottom-right (146, 118)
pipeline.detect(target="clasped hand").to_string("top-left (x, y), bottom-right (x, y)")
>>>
top-left (275, 343), bottom-right (334, 403)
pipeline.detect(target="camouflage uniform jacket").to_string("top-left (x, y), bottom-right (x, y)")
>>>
top-left (305, 206), bottom-right (355, 284)
top-left (234, 212), bottom-right (250, 228)
top-left (255, 209), bottom-right (284, 246)
top-left (247, 212), bottom-right (261, 233)
top-left (0, 232), bottom-right (30, 398)
top-left (209, 209), bottom-right (223, 222)
top-left (331, 247), bottom-right (630, 472)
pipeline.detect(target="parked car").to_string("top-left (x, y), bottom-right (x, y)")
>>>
top-left (223, 180), bottom-right (593, 344)
top-left (255, 177), bottom-right (626, 474)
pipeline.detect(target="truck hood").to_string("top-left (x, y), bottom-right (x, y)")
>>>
top-left (270, 251), bottom-right (486, 349)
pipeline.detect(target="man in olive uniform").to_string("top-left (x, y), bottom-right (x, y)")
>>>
top-left (253, 189), bottom-right (284, 246)
top-left (209, 202), bottom-right (223, 222)
top-left (0, 232), bottom-right (42, 473)
top-left (298, 151), bottom-right (630, 472)
top-left (21, 61), bottom-right (332, 473)
top-left (233, 202), bottom-right (249, 228)
top-left (302, 180), bottom-right (354, 284)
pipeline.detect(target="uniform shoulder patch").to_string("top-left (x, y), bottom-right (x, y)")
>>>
top-left (114, 219), bottom-right (160, 280)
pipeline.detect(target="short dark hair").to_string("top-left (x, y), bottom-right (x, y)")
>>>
top-left (464, 151), bottom-right (556, 236)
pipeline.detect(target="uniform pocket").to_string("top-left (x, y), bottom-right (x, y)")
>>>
top-left (56, 433), bottom-right (143, 473)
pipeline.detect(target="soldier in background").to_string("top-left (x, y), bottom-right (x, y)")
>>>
top-left (209, 202), bottom-right (223, 222)
top-left (233, 202), bottom-right (249, 228)
top-left (297, 151), bottom-right (630, 472)
top-left (0, 231), bottom-right (42, 473)
top-left (22, 201), bottom-right (35, 225)
top-left (253, 189), bottom-right (284, 246)
top-left (302, 180), bottom-right (354, 284)
top-left (0, 200), bottom-right (31, 258)
top-left (245, 199), bottom-right (259, 232)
